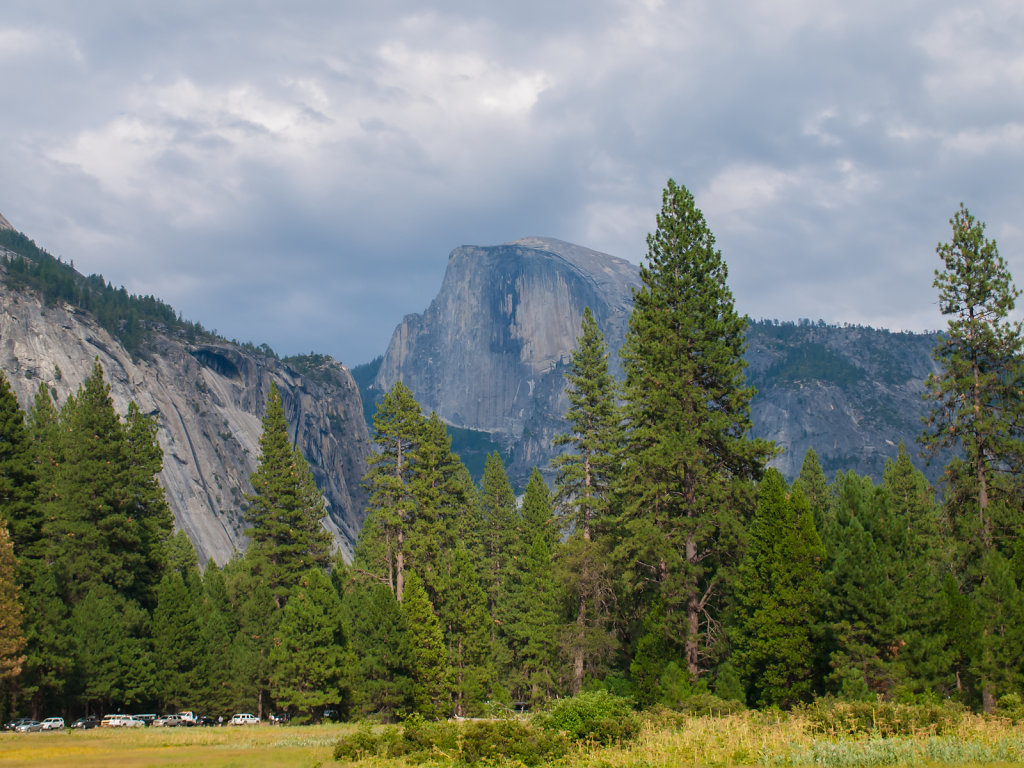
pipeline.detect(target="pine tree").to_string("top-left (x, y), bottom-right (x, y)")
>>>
top-left (971, 551), bottom-right (1024, 701)
top-left (922, 203), bottom-right (1024, 557)
top-left (341, 576), bottom-right (413, 720)
top-left (402, 571), bottom-right (451, 719)
top-left (408, 413), bottom-right (475, 602)
top-left (197, 565), bottom-right (237, 716)
top-left (245, 384), bottom-right (332, 608)
top-left (360, 381), bottom-right (426, 600)
top-left (439, 543), bottom-right (493, 716)
top-left (793, 448), bottom-right (830, 538)
top-left (617, 179), bottom-right (774, 679)
top-left (731, 469), bottom-right (823, 708)
top-left (51, 361), bottom-right (132, 602)
top-left (0, 372), bottom-right (37, 558)
top-left (123, 401), bottom-right (175, 607)
top-left (0, 521), bottom-right (26, 689)
top-left (269, 568), bottom-right (348, 722)
top-left (880, 444), bottom-right (954, 696)
top-left (502, 471), bottom-right (561, 701)
top-left (152, 571), bottom-right (204, 711)
top-left (475, 452), bottom-right (518, 690)
top-left (552, 309), bottom-right (621, 693)
top-left (821, 472), bottom-right (901, 699)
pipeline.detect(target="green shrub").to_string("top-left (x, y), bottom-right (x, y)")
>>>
top-left (459, 719), bottom-right (568, 766)
top-left (797, 698), bottom-right (966, 737)
top-left (534, 689), bottom-right (641, 745)
top-left (334, 717), bottom-right (567, 766)
top-left (333, 724), bottom-right (395, 761)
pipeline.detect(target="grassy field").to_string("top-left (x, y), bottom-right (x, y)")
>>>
top-left (0, 713), bottom-right (1021, 768)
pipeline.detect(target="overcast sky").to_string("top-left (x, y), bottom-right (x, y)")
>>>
top-left (2, 1), bottom-right (1022, 365)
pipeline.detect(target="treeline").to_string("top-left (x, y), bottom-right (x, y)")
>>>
top-left (0, 228), bottom-right (216, 357)
top-left (0, 184), bottom-right (1021, 725)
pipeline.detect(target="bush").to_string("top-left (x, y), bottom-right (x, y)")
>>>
top-left (797, 698), bottom-right (967, 737)
top-left (333, 717), bottom-right (567, 766)
top-left (534, 690), bottom-right (641, 745)
top-left (459, 719), bottom-right (568, 766)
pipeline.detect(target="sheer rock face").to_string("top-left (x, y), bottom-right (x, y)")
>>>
top-left (0, 283), bottom-right (370, 566)
top-left (375, 237), bottom-right (943, 486)
top-left (374, 237), bottom-right (639, 480)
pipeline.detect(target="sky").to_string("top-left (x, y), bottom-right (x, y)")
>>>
top-left (1, 1), bottom-right (1023, 366)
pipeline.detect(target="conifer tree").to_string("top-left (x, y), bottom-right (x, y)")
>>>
top-left (0, 521), bottom-right (26, 690)
top-left (440, 543), bottom-right (493, 715)
top-left (408, 413), bottom-right (474, 602)
top-left (0, 373), bottom-right (37, 557)
top-left (510, 532), bottom-right (561, 703)
top-left (617, 179), bottom-right (774, 679)
top-left (152, 571), bottom-right (203, 710)
top-left (245, 384), bottom-right (331, 608)
top-left (361, 382), bottom-right (426, 600)
top-left (475, 452), bottom-right (517, 687)
top-left (502, 470), bottom-right (560, 701)
top-left (197, 565), bottom-right (238, 715)
top-left (402, 572), bottom-right (450, 719)
top-left (880, 444), bottom-right (953, 695)
top-left (51, 361), bottom-right (132, 601)
top-left (971, 551), bottom-right (1024, 703)
top-left (552, 309), bottom-right (621, 693)
top-left (793, 448), bottom-right (831, 538)
top-left (341, 576), bottom-right (413, 720)
top-left (731, 470), bottom-right (823, 707)
top-left (922, 203), bottom-right (1024, 557)
top-left (269, 568), bottom-right (348, 722)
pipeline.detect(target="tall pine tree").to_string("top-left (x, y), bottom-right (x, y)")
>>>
top-left (245, 384), bottom-right (331, 608)
top-left (617, 180), bottom-right (774, 679)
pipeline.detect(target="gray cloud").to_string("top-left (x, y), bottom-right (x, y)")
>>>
top-left (1, 0), bottom-right (1022, 363)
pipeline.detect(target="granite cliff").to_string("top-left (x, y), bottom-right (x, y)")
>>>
top-left (373, 238), bottom-right (943, 486)
top-left (0, 238), bottom-right (371, 565)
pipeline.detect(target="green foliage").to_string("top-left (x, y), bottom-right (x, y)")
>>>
top-left (0, 521), bottom-right (25, 686)
top-left (763, 342), bottom-right (865, 386)
top-left (245, 384), bottom-right (332, 607)
top-left (341, 577), bottom-right (413, 720)
top-left (0, 227), bottom-right (211, 356)
top-left (797, 698), bottom-right (967, 737)
top-left (617, 179), bottom-right (774, 679)
top-left (922, 203), bottom-right (1024, 558)
top-left (534, 689), bottom-right (640, 745)
top-left (732, 469), bottom-right (824, 708)
top-left (402, 572), bottom-right (451, 719)
top-left (332, 718), bottom-right (569, 766)
top-left (269, 568), bottom-right (348, 722)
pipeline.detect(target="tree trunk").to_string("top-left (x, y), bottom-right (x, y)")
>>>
top-left (685, 535), bottom-right (700, 678)
top-left (573, 596), bottom-right (586, 694)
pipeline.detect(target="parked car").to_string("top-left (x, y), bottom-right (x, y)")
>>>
top-left (178, 710), bottom-right (198, 725)
top-left (71, 716), bottom-right (101, 730)
top-left (135, 713), bottom-right (157, 726)
top-left (5, 717), bottom-right (33, 731)
top-left (196, 716), bottom-right (217, 727)
top-left (100, 714), bottom-right (144, 728)
top-left (40, 717), bottom-right (64, 731)
top-left (14, 720), bottom-right (42, 732)
top-left (230, 713), bottom-right (259, 725)
top-left (152, 714), bottom-right (184, 727)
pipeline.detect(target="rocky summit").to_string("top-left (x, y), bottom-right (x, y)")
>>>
top-left (373, 237), bottom-right (944, 486)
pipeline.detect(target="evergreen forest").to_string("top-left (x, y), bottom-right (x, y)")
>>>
top-left (0, 185), bottom-right (1022, 727)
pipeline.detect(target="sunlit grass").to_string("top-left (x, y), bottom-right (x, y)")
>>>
top-left (0, 723), bottom-right (352, 768)
top-left (0, 714), bottom-right (1021, 768)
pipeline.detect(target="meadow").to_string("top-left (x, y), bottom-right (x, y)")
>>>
top-left (1, 709), bottom-right (1022, 768)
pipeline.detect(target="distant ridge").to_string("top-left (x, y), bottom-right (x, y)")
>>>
top-left (0, 213), bottom-right (12, 231)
